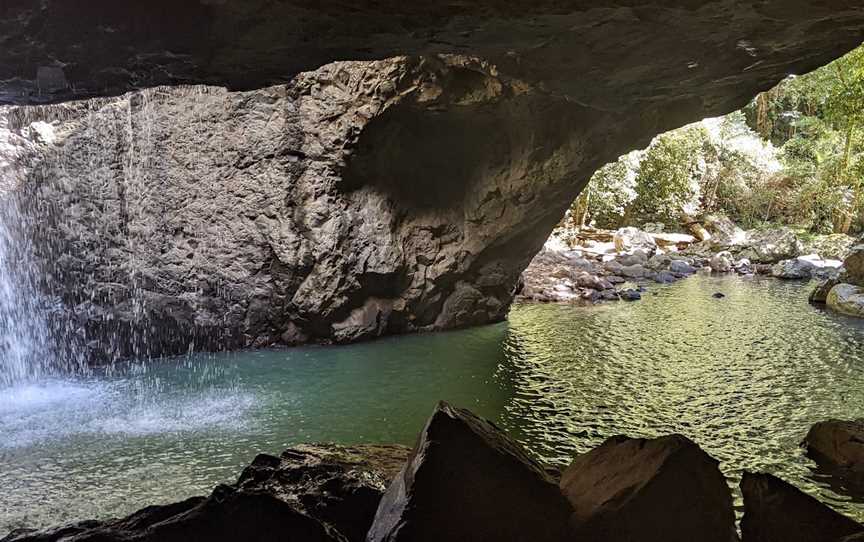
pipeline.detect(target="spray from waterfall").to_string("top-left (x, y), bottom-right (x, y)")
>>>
top-left (0, 108), bottom-right (86, 387)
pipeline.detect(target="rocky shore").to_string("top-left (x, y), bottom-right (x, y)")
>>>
top-left (6, 403), bottom-right (864, 542)
top-left (519, 218), bottom-right (853, 306)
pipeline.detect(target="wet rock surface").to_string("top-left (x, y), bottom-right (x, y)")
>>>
top-left (366, 401), bottom-right (572, 542)
top-left (235, 444), bottom-right (411, 542)
top-left (2, 488), bottom-right (347, 542)
top-left (827, 284), bottom-right (864, 318)
top-left (804, 420), bottom-right (864, 475)
top-left (740, 472), bottom-right (864, 542)
top-left (560, 434), bottom-right (738, 542)
top-left (2, 443), bottom-right (409, 542)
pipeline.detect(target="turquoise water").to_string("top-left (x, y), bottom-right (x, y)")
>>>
top-left (3, 274), bottom-right (864, 532)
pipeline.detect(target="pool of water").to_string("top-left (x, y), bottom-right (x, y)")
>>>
top-left (3, 274), bottom-right (864, 532)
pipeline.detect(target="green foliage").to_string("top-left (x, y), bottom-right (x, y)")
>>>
top-left (583, 157), bottom-right (637, 228)
top-left (628, 126), bottom-right (707, 225)
top-left (573, 43), bottom-right (864, 234)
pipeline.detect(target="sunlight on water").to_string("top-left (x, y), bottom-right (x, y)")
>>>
top-left (2, 275), bottom-right (864, 533)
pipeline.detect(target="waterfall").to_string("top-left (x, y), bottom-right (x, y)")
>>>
top-left (0, 108), bottom-right (84, 387)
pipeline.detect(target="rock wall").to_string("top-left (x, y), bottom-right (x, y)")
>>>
top-left (1, 2), bottom-right (863, 360)
top-left (4, 56), bottom-right (618, 360)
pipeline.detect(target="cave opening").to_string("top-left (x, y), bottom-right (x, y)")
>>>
top-left (2, 2), bottom-right (864, 541)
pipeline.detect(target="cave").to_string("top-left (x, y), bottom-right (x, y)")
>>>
top-left (2, 2), bottom-right (864, 541)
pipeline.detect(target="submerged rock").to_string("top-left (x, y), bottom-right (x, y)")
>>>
top-left (620, 289), bottom-right (642, 301)
top-left (559, 434), bottom-right (737, 542)
top-left (740, 472), bottom-right (864, 542)
top-left (367, 401), bottom-right (572, 542)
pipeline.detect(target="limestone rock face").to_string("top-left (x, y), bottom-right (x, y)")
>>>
top-left (559, 434), bottom-right (738, 542)
top-left (740, 472), bottom-right (864, 542)
top-left (4, 56), bottom-right (600, 359)
top-left (2, 2), bottom-right (863, 108)
top-left (827, 284), bottom-right (864, 319)
top-left (366, 401), bottom-right (573, 542)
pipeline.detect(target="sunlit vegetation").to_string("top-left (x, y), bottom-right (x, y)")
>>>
top-left (573, 43), bottom-right (864, 235)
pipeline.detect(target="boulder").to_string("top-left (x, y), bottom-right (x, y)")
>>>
top-left (654, 271), bottom-right (677, 284)
top-left (4, 443), bottom-right (409, 542)
top-left (771, 258), bottom-right (816, 280)
top-left (619, 289), bottom-right (642, 301)
top-left (811, 278), bottom-right (840, 304)
top-left (735, 258), bottom-right (753, 275)
top-left (804, 234), bottom-right (857, 261)
top-left (604, 261), bottom-right (625, 274)
top-left (236, 444), bottom-right (411, 542)
top-left (2, 487), bottom-right (347, 542)
top-left (705, 215), bottom-right (747, 246)
top-left (613, 227), bottom-right (657, 253)
top-left (367, 402), bottom-right (572, 542)
top-left (803, 420), bottom-right (864, 474)
top-left (740, 471), bottom-right (864, 542)
top-left (617, 251), bottom-right (649, 267)
top-left (710, 251), bottom-right (734, 273)
top-left (620, 264), bottom-right (648, 279)
top-left (559, 434), bottom-right (737, 542)
top-left (737, 228), bottom-right (803, 264)
top-left (845, 245), bottom-right (864, 285)
top-left (669, 260), bottom-right (696, 275)
top-left (646, 254), bottom-right (672, 271)
top-left (827, 284), bottom-right (864, 318)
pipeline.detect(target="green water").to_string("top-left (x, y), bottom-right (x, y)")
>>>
top-left (3, 274), bottom-right (864, 532)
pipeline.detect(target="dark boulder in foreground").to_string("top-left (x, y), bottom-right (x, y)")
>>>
top-left (3, 443), bottom-right (409, 542)
top-left (740, 472), bottom-right (864, 542)
top-left (559, 434), bottom-right (738, 542)
top-left (366, 401), bottom-right (572, 542)
top-left (237, 444), bottom-right (411, 542)
top-left (2, 487), bottom-right (346, 542)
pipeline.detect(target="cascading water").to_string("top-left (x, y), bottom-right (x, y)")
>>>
top-left (0, 108), bottom-right (89, 386)
top-left (0, 195), bottom-right (53, 386)
top-left (0, 110), bottom-right (54, 386)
